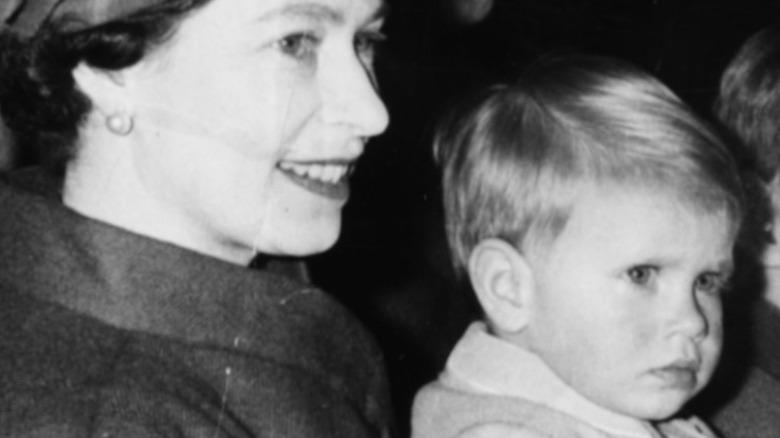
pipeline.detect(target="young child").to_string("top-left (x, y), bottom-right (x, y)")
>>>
top-left (412, 55), bottom-right (744, 438)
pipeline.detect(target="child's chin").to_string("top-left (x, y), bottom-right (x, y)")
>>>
top-left (624, 392), bottom-right (691, 421)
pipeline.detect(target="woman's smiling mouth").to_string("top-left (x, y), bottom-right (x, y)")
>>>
top-left (278, 161), bottom-right (354, 200)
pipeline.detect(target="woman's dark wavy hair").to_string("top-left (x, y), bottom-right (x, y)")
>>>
top-left (0, 0), bottom-right (213, 174)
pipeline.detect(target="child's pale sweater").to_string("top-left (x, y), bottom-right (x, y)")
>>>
top-left (411, 322), bottom-right (717, 438)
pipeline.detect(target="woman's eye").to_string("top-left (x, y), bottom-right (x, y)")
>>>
top-left (354, 30), bottom-right (386, 63)
top-left (626, 266), bottom-right (656, 286)
top-left (695, 273), bottom-right (727, 295)
top-left (275, 32), bottom-right (319, 60)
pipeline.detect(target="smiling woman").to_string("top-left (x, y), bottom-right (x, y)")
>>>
top-left (0, 0), bottom-right (392, 437)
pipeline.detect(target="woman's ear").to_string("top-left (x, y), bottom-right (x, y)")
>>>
top-left (73, 63), bottom-right (138, 136)
top-left (72, 62), bottom-right (129, 115)
top-left (468, 238), bottom-right (535, 334)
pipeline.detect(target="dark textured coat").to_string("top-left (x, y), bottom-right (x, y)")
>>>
top-left (0, 169), bottom-right (394, 438)
top-left (702, 301), bottom-right (780, 438)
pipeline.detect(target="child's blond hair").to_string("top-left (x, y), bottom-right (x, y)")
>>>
top-left (435, 55), bottom-right (743, 276)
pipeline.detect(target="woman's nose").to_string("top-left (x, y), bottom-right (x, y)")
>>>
top-left (321, 49), bottom-right (390, 138)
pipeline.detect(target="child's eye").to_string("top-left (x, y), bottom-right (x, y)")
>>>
top-left (275, 32), bottom-right (320, 60)
top-left (626, 266), bottom-right (656, 286)
top-left (695, 273), bottom-right (728, 295)
top-left (354, 30), bottom-right (386, 64)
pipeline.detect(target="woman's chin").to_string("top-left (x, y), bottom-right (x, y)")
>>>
top-left (255, 223), bottom-right (342, 257)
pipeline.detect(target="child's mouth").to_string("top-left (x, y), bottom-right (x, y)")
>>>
top-left (651, 361), bottom-right (699, 391)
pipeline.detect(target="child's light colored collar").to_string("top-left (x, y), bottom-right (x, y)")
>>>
top-left (443, 321), bottom-right (656, 438)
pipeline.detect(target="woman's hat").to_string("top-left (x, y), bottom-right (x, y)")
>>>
top-left (1, 0), bottom-right (157, 37)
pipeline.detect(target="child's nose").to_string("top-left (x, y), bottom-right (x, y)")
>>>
top-left (666, 293), bottom-right (709, 341)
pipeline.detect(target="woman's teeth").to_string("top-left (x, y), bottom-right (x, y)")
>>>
top-left (278, 162), bottom-right (350, 184)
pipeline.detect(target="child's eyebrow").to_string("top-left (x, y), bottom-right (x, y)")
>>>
top-left (366, 1), bottom-right (390, 24)
top-left (716, 260), bottom-right (735, 277)
top-left (631, 256), bottom-right (734, 276)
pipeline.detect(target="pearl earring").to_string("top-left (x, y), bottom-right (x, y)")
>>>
top-left (106, 113), bottom-right (133, 136)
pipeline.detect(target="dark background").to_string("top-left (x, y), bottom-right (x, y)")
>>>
top-left (308, 0), bottom-right (780, 434)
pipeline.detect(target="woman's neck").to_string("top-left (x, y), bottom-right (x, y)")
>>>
top-left (62, 132), bottom-right (254, 266)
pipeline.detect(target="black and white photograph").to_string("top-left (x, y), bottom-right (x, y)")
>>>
top-left (0, 1), bottom-right (779, 437)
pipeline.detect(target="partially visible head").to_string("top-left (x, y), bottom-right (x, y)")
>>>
top-left (715, 27), bottom-right (780, 258)
top-left (436, 55), bottom-right (743, 278)
top-left (716, 27), bottom-right (780, 184)
top-left (437, 55), bottom-right (743, 420)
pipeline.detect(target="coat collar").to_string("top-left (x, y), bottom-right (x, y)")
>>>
top-left (0, 168), bottom-right (370, 381)
top-left (443, 322), bottom-right (658, 438)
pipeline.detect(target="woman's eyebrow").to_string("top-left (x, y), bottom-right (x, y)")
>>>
top-left (256, 1), bottom-right (388, 26)
top-left (256, 3), bottom-right (344, 25)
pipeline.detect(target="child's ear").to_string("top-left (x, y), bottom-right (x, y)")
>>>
top-left (468, 238), bottom-right (535, 333)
